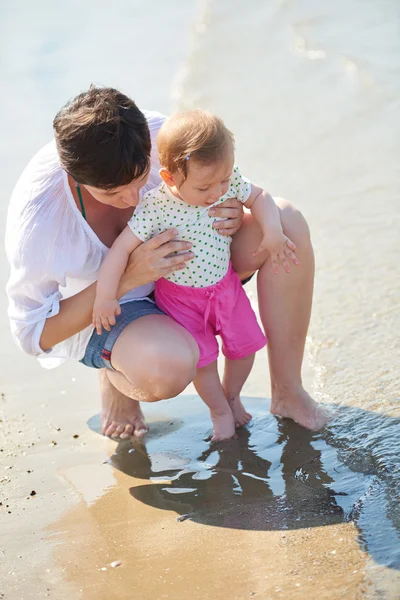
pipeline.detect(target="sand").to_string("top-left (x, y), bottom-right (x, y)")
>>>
top-left (1, 356), bottom-right (399, 599)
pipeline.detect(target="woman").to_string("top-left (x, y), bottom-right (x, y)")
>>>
top-left (6, 86), bottom-right (328, 439)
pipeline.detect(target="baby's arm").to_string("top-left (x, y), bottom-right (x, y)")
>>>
top-left (244, 186), bottom-right (299, 273)
top-left (93, 227), bottom-right (142, 334)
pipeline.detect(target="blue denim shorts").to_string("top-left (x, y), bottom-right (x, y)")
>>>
top-left (80, 297), bottom-right (165, 370)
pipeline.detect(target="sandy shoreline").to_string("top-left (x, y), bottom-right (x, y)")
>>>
top-left (1, 354), bottom-right (399, 599)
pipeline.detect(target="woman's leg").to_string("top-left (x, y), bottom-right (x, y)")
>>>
top-left (100, 370), bottom-right (148, 439)
top-left (230, 198), bottom-right (330, 430)
top-left (100, 314), bottom-right (199, 438)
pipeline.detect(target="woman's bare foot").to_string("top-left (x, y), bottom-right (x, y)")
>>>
top-left (100, 371), bottom-right (149, 439)
top-left (102, 398), bottom-right (148, 439)
top-left (210, 408), bottom-right (236, 441)
top-left (226, 394), bottom-right (252, 428)
top-left (270, 385), bottom-right (332, 431)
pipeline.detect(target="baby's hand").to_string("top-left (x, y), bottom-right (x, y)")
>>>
top-left (92, 298), bottom-right (121, 335)
top-left (254, 234), bottom-right (299, 274)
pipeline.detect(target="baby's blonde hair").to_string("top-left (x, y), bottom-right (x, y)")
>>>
top-left (157, 110), bottom-right (235, 179)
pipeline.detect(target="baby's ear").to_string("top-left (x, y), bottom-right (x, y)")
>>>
top-left (159, 168), bottom-right (175, 185)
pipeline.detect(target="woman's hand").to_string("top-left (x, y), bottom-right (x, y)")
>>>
top-left (208, 198), bottom-right (243, 236)
top-left (117, 229), bottom-right (194, 297)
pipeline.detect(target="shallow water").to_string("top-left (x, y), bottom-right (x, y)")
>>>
top-left (104, 396), bottom-right (400, 572)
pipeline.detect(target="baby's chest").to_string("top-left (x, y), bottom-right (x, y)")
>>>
top-left (181, 221), bottom-right (232, 274)
top-left (162, 205), bottom-right (228, 247)
top-left (176, 211), bottom-right (223, 244)
top-left (175, 222), bottom-right (231, 287)
top-left (156, 203), bottom-right (204, 228)
top-left (153, 201), bottom-right (233, 286)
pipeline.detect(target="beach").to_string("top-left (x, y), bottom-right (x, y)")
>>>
top-left (1, 0), bottom-right (399, 598)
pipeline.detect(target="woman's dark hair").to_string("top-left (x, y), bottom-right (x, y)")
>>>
top-left (53, 85), bottom-right (151, 189)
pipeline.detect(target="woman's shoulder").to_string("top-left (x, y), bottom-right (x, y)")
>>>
top-left (9, 140), bottom-right (64, 207)
top-left (21, 139), bottom-right (60, 173)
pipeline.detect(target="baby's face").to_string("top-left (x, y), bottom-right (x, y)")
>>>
top-left (173, 154), bottom-right (234, 207)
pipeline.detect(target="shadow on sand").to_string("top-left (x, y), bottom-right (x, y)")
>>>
top-left (88, 395), bottom-right (400, 569)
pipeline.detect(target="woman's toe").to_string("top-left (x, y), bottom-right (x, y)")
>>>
top-left (104, 421), bottom-right (117, 437)
top-left (120, 424), bottom-right (134, 439)
top-left (111, 423), bottom-right (127, 438)
top-left (134, 424), bottom-right (148, 437)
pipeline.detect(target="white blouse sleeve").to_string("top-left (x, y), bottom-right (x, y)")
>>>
top-left (6, 204), bottom-right (66, 356)
top-left (5, 147), bottom-right (74, 357)
top-left (6, 250), bottom-right (62, 356)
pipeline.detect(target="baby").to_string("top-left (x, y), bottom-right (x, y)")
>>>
top-left (93, 110), bottom-right (298, 440)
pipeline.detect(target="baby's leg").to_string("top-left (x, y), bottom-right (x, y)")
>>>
top-left (222, 354), bottom-right (255, 427)
top-left (194, 361), bottom-right (235, 441)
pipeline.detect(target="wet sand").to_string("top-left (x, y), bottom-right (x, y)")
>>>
top-left (1, 362), bottom-right (399, 599)
top-left (0, 395), bottom-right (370, 600)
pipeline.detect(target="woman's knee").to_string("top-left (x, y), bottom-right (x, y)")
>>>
top-left (133, 340), bottom-right (198, 401)
top-left (115, 318), bottom-right (199, 401)
top-left (275, 198), bottom-right (311, 247)
top-left (110, 314), bottom-right (199, 402)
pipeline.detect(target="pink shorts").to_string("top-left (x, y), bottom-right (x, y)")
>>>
top-left (155, 263), bottom-right (267, 368)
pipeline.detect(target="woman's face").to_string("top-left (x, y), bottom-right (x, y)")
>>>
top-left (84, 171), bottom-right (150, 209)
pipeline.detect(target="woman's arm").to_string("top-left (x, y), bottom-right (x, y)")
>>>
top-left (39, 281), bottom-right (97, 352)
top-left (39, 229), bottom-right (194, 352)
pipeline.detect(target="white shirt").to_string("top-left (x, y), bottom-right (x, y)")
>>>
top-left (5, 111), bottom-right (166, 368)
top-left (129, 166), bottom-right (251, 287)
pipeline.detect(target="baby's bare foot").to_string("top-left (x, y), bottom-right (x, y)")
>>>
top-left (227, 395), bottom-right (252, 428)
top-left (210, 409), bottom-right (236, 441)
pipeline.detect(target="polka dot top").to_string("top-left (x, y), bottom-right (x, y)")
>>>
top-left (128, 166), bottom-right (251, 287)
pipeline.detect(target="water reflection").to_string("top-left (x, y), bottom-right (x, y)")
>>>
top-left (109, 405), bottom-right (345, 531)
top-left (98, 396), bottom-right (399, 569)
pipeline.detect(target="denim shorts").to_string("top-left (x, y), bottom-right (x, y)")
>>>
top-left (241, 273), bottom-right (255, 286)
top-left (80, 274), bottom-right (255, 371)
top-left (80, 297), bottom-right (165, 370)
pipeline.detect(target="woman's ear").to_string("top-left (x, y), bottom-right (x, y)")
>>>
top-left (159, 168), bottom-right (175, 186)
